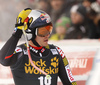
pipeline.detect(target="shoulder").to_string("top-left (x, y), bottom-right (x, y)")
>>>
top-left (47, 44), bottom-right (65, 57)
top-left (48, 44), bottom-right (66, 59)
top-left (14, 43), bottom-right (26, 53)
top-left (55, 46), bottom-right (65, 59)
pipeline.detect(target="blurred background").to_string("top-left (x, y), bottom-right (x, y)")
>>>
top-left (0, 0), bottom-right (100, 41)
top-left (0, 0), bottom-right (100, 85)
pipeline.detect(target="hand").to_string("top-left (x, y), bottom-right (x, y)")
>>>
top-left (15, 8), bottom-right (32, 30)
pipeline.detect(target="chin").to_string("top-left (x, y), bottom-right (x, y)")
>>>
top-left (43, 44), bottom-right (48, 47)
top-left (43, 43), bottom-right (48, 47)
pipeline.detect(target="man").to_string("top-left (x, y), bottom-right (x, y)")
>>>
top-left (0, 8), bottom-right (77, 85)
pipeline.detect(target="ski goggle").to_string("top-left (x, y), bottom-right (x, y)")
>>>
top-left (35, 24), bottom-right (53, 37)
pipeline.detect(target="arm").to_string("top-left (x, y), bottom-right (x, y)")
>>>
top-left (56, 46), bottom-right (77, 85)
top-left (0, 8), bottom-right (32, 66)
top-left (0, 29), bottom-right (22, 66)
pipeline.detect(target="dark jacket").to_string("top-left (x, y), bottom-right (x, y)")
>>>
top-left (0, 29), bottom-right (77, 85)
top-left (65, 19), bottom-right (98, 39)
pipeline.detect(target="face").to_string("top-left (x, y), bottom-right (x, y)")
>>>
top-left (34, 24), bottom-right (53, 47)
top-left (56, 26), bottom-right (66, 35)
top-left (71, 12), bottom-right (83, 24)
top-left (50, 0), bottom-right (64, 10)
top-left (83, 1), bottom-right (91, 8)
top-left (39, 1), bottom-right (48, 11)
top-left (35, 34), bottom-right (50, 47)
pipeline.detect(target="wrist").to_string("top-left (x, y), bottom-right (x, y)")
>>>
top-left (12, 28), bottom-right (23, 38)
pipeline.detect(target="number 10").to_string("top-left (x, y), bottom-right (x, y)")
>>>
top-left (38, 76), bottom-right (51, 85)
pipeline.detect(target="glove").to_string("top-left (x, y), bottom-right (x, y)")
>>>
top-left (15, 8), bottom-right (32, 30)
top-left (13, 8), bottom-right (32, 38)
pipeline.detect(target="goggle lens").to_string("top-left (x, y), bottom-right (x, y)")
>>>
top-left (36, 24), bottom-right (53, 37)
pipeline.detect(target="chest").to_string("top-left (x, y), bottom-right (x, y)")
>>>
top-left (24, 52), bottom-right (60, 75)
top-left (13, 48), bottom-right (60, 76)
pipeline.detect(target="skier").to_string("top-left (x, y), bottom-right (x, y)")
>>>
top-left (0, 8), bottom-right (77, 85)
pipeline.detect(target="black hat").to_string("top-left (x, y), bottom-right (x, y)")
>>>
top-left (70, 4), bottom-right (87, 18)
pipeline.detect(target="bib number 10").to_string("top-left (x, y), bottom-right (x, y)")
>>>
top-left (38, 76), bottom-right (52, 85)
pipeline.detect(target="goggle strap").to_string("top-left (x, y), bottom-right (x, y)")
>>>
top-left (35, 28), bottom-right (38, 36)
top-left (31, 37), bottom-right (41, 47)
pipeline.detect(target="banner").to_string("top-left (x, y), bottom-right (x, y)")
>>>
top-left (66, 51), bottom-right (96, 76)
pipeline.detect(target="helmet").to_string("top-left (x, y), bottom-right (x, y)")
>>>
top-left (26, 10), bottom-right (52, 38)
top-left (28, 10), bottom-right (52, 29)
top-left (25, 9), bottom-right (53, 46)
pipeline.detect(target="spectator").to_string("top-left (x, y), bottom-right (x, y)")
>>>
top-left (82, 0), bottom-right (96, 12)
top-left (91, 1), bottom-right (100, 13)
top-left (48, 0), bottom-right (74, 34)
top-left (35, 0), bottom-right (51, 14)
top-left (49, 16), bottom-right (71, 40)
top-left (87, 8), bottom-right (100, 38)
top-left (82, 0), bottom-right (100, 38)
top-left (65, 4), bottom-right (98, 39)
top-left (82, 0), bottom-right (100, 15)
top-left (49, 0), bottom-right (66, 21)
top-left (82, 0), bottom-right (95, 8)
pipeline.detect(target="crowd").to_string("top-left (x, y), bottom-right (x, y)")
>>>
top-left (0, 0), bottom-right (100, 41)
top-left (35, 0), bottom-right (100, 40)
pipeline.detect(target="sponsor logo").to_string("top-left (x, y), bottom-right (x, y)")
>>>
top-left (51, 49), bottom-right (58, 55)
top-left (30, 47), bottom-right (38, 53)
top-left (51, 57), bottom-right (59, 68)
top-left (25, 59), bottom-right (58, 75)
top-left (65, 65), bottom-right (75, 82)
top-left (41, 48), bottom-right (45, 53)
top-left (68, 58), bottom-right (88, 68)
top-left (15, 47), bottom-right (22, 53)
top-left (40, 13), bottom-right (51, 23)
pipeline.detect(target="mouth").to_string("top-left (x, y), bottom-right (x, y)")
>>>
top-left (44, 39), bottom-right (48, 42)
